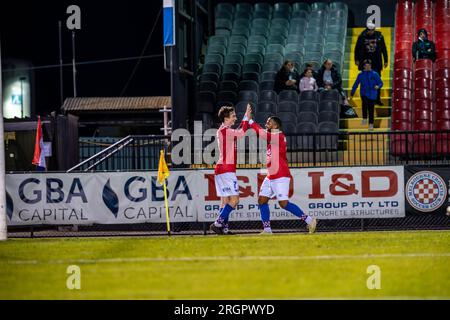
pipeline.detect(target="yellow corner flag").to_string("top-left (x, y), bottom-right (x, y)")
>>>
top-left (157, 150), bottom-right (170, 184)
top-left (157, 150), bottom-right (171, 236)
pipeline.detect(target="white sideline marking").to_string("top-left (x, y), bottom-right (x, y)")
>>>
top-left (3, 252), bottom-right (450, 265)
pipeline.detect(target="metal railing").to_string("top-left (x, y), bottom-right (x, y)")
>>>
top-left (70, 135), bottom-right (169, 172)
top-left (71, 131), bottom-right (450, 172)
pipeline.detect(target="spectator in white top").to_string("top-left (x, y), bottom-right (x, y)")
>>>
top-left (299, 69), bottom-right (318, 92)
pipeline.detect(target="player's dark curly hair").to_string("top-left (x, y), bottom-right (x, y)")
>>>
top-left (218, 106), bottom-right (235, 123)
top-left (269, 116), bottom-right (282, 130)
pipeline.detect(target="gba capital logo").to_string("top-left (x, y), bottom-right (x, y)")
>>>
top-left (406, 171), bottom-right (447, 212)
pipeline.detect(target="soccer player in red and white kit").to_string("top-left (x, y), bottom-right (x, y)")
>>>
top-left (249, 115), bottom-right (317, 234)
top-left (210, 104), bottom-right (252, 235)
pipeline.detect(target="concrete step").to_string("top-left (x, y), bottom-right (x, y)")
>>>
top-left (342, 137), bottom-right (389, 151)
top-left (343, 150), bottom-right (389, 164)
top-left (340, 117), bottom-right (391, 129)
top-left (352, 106), bottom-right (391, 118)
top-left (346, 97), bottom-right (391, 109)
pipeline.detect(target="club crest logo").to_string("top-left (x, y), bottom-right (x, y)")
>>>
top-left (406, 171), bottom-right (447, 212)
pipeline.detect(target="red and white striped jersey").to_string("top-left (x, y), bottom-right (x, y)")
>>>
top-left (250, 121), bottom-right (291, 180)
top-left (214, 120), bottom-right (249, 175)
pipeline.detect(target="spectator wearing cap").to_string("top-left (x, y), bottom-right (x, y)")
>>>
top-left (354, 22), bottom-right (388, 106)
top-left (412, 28), bottom-right (436, 62)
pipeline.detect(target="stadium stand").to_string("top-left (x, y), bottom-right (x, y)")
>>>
top-left (197, 2), bottom-right (347, 137)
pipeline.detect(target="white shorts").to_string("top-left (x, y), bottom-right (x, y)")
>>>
top-left (215, 172), bottom-right (239, 197)
top-left (259, 177), bottom-right (291, 201)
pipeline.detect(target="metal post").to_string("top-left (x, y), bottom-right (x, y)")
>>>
top-left (71, 31), bottom-right (77, 97)
top-left (19, 77), bottom-right (24, 118)
top-left (0, 34), bottom-right (7, 240)
top-left (59, 21), bottom-right (64, 105)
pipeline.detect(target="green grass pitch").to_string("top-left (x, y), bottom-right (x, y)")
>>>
top-left (0, 230), bottom-right (449, 299)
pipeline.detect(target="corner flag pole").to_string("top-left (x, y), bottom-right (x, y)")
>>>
top-left (158, 149), bottom-right (171, 236)
top-left (0, 34), bottom-right (8, 241)
top-left (163, 176), bottom-right (171, 236)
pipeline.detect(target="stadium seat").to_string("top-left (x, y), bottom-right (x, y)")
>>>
top-left (395, 78), bottom-right (412, 90)
top-left (203, 63), bottom-right (222, 75)
top-left (278, 112), bottom-right (298, 124)
top-left (295, 122), bottom-right (317, 150)
top-left (414, 99), bottom-right (433, 111)
top-left (199, 81), bottom-right (217, 93)
top-left (415, 59), bottom-right (433, 70)
top-left (414, 109), bottom-right (432, 121)
top-left (283, 122), bottom-right (297, 134)
top-left (256, 101), bottom-right (277, 114)
top-left (260, 71), bottom-right (277, 81)
top-left (219, 81), bottom-right (238, 92)
top-left (259, 80), bottom-right (275, 91)
top-left (317, 122), bottom-right (339, 150)
top-left (278, 101), bottom-right (297, 113)
top-left (437, 88), bottom-right (450, 99)
top-left (393, 110), bottom-right (411, 121)
top-left (238, 90), bottom-right (258, 105)
top-left (205, 54), bottom-right (224, 65)
top-left (279, 90), bottom-right (299, 103)
top-left (297, 101), bottom-right (319, 114)
top-left (200, 72), bottom-right (219, 84)
top-left (259, 90), bottom-right (278, 104)
top-left (217, 91), bottom-right (237, 106)
top-left (299, 90), bottom-right (319, 102)
top-left (319, 90), bottom-right (340, 102)
top-left (319, 101), bottom-right (339, 113)
top-left (393, 98), bottom-right (411, 111)
top-left (319, 111), bottom-right (339, 124)
top-left (414, 77), bottom-right (433, 89)
top-left (262, 62), bottom-right (281, 73)
top-left (298, 111), bottom-right (319, 125)
top-left (238, 80), bottom-right (259, 92)
top-left (436, 108), bottom-right (450, 120)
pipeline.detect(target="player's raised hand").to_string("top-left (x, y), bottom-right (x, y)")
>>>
top-left (245, 103), bottom-right (253, 119)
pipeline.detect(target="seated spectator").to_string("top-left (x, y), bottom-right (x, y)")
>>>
top-left (274, 60), bottom-right (300, 93)
top-left (316, 59), bottom-right (349, 104)
top-left (412, 28), bottom-right (436, 62)
top-left (299, 69), bottom-right (318, 92)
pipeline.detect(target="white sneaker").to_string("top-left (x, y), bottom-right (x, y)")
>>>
top-left (307, 218), bottom-right (317, 234)
top-left (361, 119), bottom-right (367, 126)
top-left (259, 230), bottom-right (273, 235)
top-left (369, 124), bottom-right (374, 131)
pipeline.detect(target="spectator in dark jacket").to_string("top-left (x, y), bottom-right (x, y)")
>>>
top-left (412, 28), bottom-right (436, 62)
top-left (316, 59), bottom-right (349, 105)
top-left (349, 59), bottom-right (383, 131)
top-left (354, 22), bottom-right (388, 105)
top-left (274, 60), bottom-right (301, 93)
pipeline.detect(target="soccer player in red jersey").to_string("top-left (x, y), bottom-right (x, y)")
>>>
top-left (210, 104), bottom-right (252, 235)
top-left (249, 115), bottom-right (317, 234)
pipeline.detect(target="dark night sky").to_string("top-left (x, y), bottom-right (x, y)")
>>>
top-left (0, 0), bottom-right (170, 115)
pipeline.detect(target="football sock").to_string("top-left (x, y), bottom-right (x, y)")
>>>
top-left (260, 203), bottom-right (271, 230)
top-left (285, 202), bottom-right (312, 225)
top-left (215, 204), bottom-right (234, 227)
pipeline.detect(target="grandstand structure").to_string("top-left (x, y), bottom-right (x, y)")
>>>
top-left (391, 0), bottom-right (450, 156)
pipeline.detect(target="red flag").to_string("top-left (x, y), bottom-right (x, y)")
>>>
top-left (32, 116), bottom-right (46, 169)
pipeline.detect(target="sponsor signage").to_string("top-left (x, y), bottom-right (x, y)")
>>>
top-left (404, 166), bottom-right (450, 215)
top-left (5, 166), bottom-right (405, 226)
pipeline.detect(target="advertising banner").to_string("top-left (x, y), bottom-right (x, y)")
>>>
top-left (196, 166), bottom-right (405, 222)
top-left (5, 166), bottom-right (405, 226)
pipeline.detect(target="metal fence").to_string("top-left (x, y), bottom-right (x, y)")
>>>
top-left (74, 131), bottom-right (450, 172)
